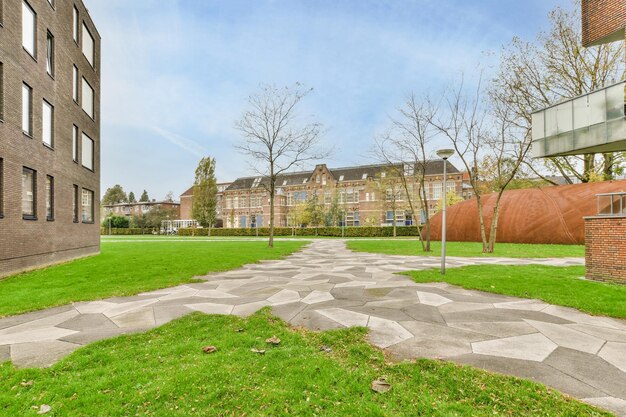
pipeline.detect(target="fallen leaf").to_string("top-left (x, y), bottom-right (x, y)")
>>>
top-left (37, 404), bottom-right (52, 414)
top-left (20, 380), bottom-right (34, 387)
top-left (265, 336), bottom-right (281, 345)
top-left (202, 345), bottom-right (217, 354)
top-left (320, 345), bottom-right (332, 353)
top-left (235, 328), bottom-right (244, 333)
top-left (251, 348), bottom-right (266, 355)
top-left (371, 378), bottom-right (391, 393)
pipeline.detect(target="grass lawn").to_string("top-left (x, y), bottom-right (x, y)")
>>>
top-left (405, 265), bottom-right (626, 319)
top-left (0, 310), bottom-right (611, 417)
top-left (347, 240), bottom-right (585, 258)
top-left (0, 240), bottom-right (307, 318)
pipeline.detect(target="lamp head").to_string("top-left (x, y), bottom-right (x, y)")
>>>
top-left (436, 149), bottom-right (455, 160)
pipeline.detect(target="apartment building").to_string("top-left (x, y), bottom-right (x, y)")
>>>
top-left (0, 0), bottom-right (100, 277)
top-left (181, 161), bottom-right (462, 229)
top-left (179, 182), bottom-right (230, 226)
top-left (103, 200), bottom-right (181, 219)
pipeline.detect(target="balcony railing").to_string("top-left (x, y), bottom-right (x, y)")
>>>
top-left (596, 192), bottom-right (626, 217)
top-left (532, 81), bottom-right (626, 158)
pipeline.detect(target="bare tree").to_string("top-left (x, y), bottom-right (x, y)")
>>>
top-left (374, 93), bottom-right (438, 251)
top-left (235, 83), bottom-right (328, 247)
top-left (430, 77), bottom-right (531, 253)
top-left (490, 4), bottom-right (625, 183)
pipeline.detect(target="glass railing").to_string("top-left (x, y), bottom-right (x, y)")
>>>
top-left (596, 192), bottom-right (626, 216)
top-left (532, 81), bottom-right (626, 158)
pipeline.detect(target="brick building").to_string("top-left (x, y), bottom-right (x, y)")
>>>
top-left (581, 0), bottom-right (625, 47)
top-left (103, 201), bottom-right (181, 220)
top-left (181, 161), bottom-right (462, 229)
top-left (179, 182), bottom-right (230, 224)
top-left (0, 0), bottom-right (100, 277)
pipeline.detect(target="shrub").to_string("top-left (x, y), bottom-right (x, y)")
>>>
top-left (100, 228), bottom-right (157, 235)
top-left (101, 215), bottom-right (130, 229)
top-left (177, 226), bottom-right (421, 237)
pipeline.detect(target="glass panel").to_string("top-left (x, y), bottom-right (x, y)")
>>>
top-left (556, 101), bottom-right (572, 134)
top-left (81, 78), bottom-right (94, 118)
top-left (73, 7), bottom-right (79, 42)
top-left (82, 189), bottom-right (93, 222)
top-left (606, 83), bottom-right (625, 121)
top-left (72, 125), bottom-right (78, 161)
top-left (544, 106), bottom-right (558, 137)
top-left (573, 96), bottom-right (590, 130)
top-left (72, 66), bottom-right (78, 101)
top-left (22, 84), bottom-right (31, 134)
top-left (81, 133), bottom-right (93, 170)
top-left (22, 1), bottom-right (35, 56)
top-left (22, 169), bottom-right (34, 216)
top-left (532, 111), bottom-right (544, 141)
top-left (588, 89), bottom-right (606, 126)
top-left (42, 101), bottom-right (53, 147)
top-left (82, 24), bottom-right (94, 66)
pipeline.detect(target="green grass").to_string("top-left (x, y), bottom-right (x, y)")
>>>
top-left (0, 240), bottom-right (307, 318)
top-left (0, 310), bottom-right (611, 417)
top-left (405, 265), bottom-right (626, 319)
top-left (347, 240), bottom-right (585, 258)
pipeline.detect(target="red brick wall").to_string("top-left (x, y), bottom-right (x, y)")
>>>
top-left (585, 216), bottom-right (626, 284)
top-left (582, 0), bottom-right (626, 46)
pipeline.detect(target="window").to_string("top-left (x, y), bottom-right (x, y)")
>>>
top-left (22, 83), bottom-right (32, 136)
top-left (82, 23), bottom-right (94, 66)
top-left (22, 167), bottom-right (36, 219)
top-left (365, 192), bottom-right (370, 202)
top-left (386, 211), bottom-right (394, 225)
top-left (45, 175), bottom-right (54, 220)
top-left (432, 182), bottom-right (442, 200)
top-left (72, 66), bottom-right (79, 102)
top-left (322, 175), bottom-right (326, 185)
top-left (46, 31), bottom-right (54, 76)
top-left (0, 158), bottom-right (3, 218)
top-left (316, 174), bottom-right (320, 183)
top-left (0, 62), bottom-right (3, 121)
top-left (339, 175), bottom-right (344, 181)
top-left (73, 185), bottom-right (79, 222)
top-left (72, 6), bottom-right (79, 43)
top-left (324, 191), bottom-right (331, 204)
top-left (72, 125), bottom-right (78, 161)
top-left (81, 132), bottom-right (93, 170)
top-left (42, 100), bottom-right (53, 147)
top-left (81, 77), bottom-right (94, 118)
top-left (81, 188), bottom-right (93, 223)
top-left (233, 196), bottom-right (238, 209)
top-left (362, 173), bottom-right (367, 180)
top-left (22, 1), bottom-right (36, 57)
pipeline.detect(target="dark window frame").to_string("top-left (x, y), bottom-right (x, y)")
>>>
top-left (72, 5), bottom-right (79, 45)
top-left (72, 184), bottom-right (79, 222)
top-left (81, 187), bottom-right (94, 224)
top-left (0, 158), bottom-right (4, 218)
top-left (72, 65), bottom-right (79, 104)
top-left (72, 124), bottom-right (79, 162)
top-left (22, 166), bottom-right (37, 220)
top-left (46, 30), bottom-right (54, 77)
top-left (46, 175), bottom-right (54, 221)
top-left (22, 0), bottom-right (37, 59)
top-left (22, 82), bottom-right (33, 137)
top-left (42, 98), bottom-right (54, 149)
top-left (81, 131), bottom-right (94, 171)
top-left (0, 61), bottom-right (4, 121)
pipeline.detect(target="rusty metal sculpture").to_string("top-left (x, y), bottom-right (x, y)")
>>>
top-left (429, 180), bottom-right (626, 245)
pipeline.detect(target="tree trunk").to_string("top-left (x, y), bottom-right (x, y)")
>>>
top-left (582, 154), bottom-right (595, 182)
top-left (603, 153), bottom-right (614, 180)
top-left (269, 180), bottom-right (275, 248)
top-left (475, 196), bottom-right (490, 253)
top-left (208, 225), bottom-right (212, 237)
top-left (392, 207), bottom-right (397, 237)
top-left (423, 220), bottom-right (431, 252)
top-left (486, 191), bottom-right (505, 253)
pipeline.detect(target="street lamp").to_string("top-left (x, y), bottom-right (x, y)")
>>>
top-left (436, 148), bottom-right (455, 275)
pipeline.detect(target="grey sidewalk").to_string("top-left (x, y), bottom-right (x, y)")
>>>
top-left (1, 240), bottom-right (624, 415)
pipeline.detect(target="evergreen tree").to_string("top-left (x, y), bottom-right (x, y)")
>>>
top-left (102, 185), bottom-right (127, 205)
top-left (128, 192), bottom-right (136, 203)
top-left (192, 157), bottom-right (218, 234)
top-left (140, 190), bottom-right (150, 202)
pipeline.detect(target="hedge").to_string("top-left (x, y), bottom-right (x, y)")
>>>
top-left (100, 228), bottom-right (158, 235)
top-left (177, 226), bottom-right (421, 237)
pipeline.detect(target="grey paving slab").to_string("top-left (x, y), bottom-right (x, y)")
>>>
top-left (1, 239), bottom-right (623, 415)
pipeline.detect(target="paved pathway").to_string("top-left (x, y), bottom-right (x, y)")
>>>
top-left (1, 240), bottom-right (625, 415)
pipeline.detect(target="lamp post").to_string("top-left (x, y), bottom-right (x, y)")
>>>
top-left (436, 149), bottom-right (455, 274)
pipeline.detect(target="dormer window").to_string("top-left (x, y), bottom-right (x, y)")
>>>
top-left (252, 177), bottom-right (261, 188)
top-left (282, 180), bottom-right (288, 186)
top-left (339, 175), bottom-right (344, 181)
top-left (381, 172), bottom-right (386, 178)
top-left (361, 173), bottom-right (367, 180)
top-left (302, 178), bottom-right (307, 184)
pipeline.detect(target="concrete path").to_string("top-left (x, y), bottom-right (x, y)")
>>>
top-left (1, 240), bottom-right (625, 415)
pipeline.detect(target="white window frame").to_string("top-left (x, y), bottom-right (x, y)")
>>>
top-left (22, 1), bottom-right (36, 58)
top-left (42, 100), bottom-right (53, 148)
top-left (82, 23), bottom-right (95, 67)
top-left (81, 132), bottom-right (94, 170)
top-left (81, 77), bottom-right (94, 118)
top-left (22, 83), bottom-right (32, 136)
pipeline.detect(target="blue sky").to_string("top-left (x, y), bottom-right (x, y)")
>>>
top-left (87, 0), bottom-right (573, 200)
